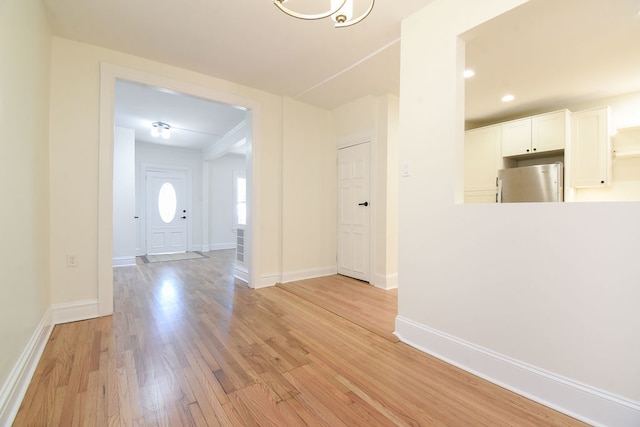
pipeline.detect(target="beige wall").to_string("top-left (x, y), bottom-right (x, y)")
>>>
top-left (379, 95), bottom-right (399, 277)
top-left (398, 0), bottom-right (640, 406)
top-left (0, 0), bottom-right (51, 399)
top-left (282, 97), bottom-right (337, 277)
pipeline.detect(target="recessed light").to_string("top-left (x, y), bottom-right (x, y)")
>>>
top-left (463, 69), bottom-right (475, 78)
top-left (501, 94), bottom-right (515, 102)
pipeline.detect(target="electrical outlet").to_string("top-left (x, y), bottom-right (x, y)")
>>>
top-left (66, 254), bottom-right (78, 267)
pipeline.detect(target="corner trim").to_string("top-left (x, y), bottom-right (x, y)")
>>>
top-left (51, 299), bottom-right (100, 325)
top-left (0, 309), bottom-right (53, 426)
top-left (395, 316), bottom-right (640, 427)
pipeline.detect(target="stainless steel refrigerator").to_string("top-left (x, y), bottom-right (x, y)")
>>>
top-left (497, 163), bottom-right (564, 203)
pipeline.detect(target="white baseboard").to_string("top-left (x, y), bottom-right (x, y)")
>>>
top-left (281, 266), bottom-right (338, 284)
top-left (234, 265), bottom-right (249, 284)
top-left (0, 309), bottom-right (53, 426)
top-left (371, 272), bottom-right (398, 290)
top-left (112, 256), bottom-right (136, 267)
top-left (52, 299), bottom-right (100, 325)
top-left (258, 273), bottom-right (281, 288)
top-left (236, 269), bottom-right (282, 289)
top-left (395, 316), bottom-right (640, 427)
top-left (207, 243), bottom-right (236, 251)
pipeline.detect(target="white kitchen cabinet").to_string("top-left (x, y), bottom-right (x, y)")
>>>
top-left (464, 124), bottom-right (501, 202)
top-left (571, 107), bottom-right (611, 187)
top-left (501, 118), bottom-right (532, 157)
top-left (502, 110), bottom-right (569, 157)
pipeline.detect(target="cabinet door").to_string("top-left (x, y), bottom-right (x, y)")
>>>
top-left (502, 118), bottom-right (532, 157)
top-left (464, 125), bottom-right (501, 193)
top-left (571, 108), bottom-right (611, 187)
top-left (532, 110), bottom-right (568, 153)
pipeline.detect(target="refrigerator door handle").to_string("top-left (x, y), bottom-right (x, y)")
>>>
top-left (496, 178), bottom-right (503, 203)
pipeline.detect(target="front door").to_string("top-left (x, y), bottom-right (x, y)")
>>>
top-left (337, 143), bottom-right (370, 282)
top-left (146, 171), bottom-right (188, 255)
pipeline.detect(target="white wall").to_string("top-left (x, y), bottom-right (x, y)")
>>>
top-left (135, 142), bottom-right (203, 252)
top-left (113, 127), bottom-right (136, 264)
top-left (281, 97), bottom-right (337, 282)
top-left (0, 0), bottom-right (51, 422)
top-left (208, 154), bottom-right (246, 250)
top-left (397, 0), bottom-right (640, 425)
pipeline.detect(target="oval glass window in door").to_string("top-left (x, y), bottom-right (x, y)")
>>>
top-left (158, 182), bottom-right (177, 223)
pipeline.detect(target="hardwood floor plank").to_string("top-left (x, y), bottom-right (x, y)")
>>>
top-left (13, 249), bottom-right (588, 426)
top-left (82, 370), bottom-right (99, 426)
top-left (278, 275), bottom-right (399, 342)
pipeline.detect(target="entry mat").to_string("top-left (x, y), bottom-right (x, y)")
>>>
top-left (138, 251), bottom-right (207, 264)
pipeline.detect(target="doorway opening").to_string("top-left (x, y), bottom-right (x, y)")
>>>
top-left (99, 64), bottom-right (260, 316)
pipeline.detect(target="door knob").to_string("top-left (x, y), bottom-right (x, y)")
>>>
top-left (358, 202), bottom-right (369, 207)
top-left (181, 216), bottom-right (187, 219)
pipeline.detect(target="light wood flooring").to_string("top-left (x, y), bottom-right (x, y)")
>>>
top-left (14, 250), bottom-right (587, 426)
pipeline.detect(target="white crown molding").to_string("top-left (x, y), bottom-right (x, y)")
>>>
top-left (395, 316), bottom-right (640, 427)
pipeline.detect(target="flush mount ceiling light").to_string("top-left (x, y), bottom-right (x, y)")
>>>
top-left (151, 121), bottom-right (171, 139)
top-left (274, 0), bottom-right (375, 28)
top-left (501, 94), bottom-right (515, 103)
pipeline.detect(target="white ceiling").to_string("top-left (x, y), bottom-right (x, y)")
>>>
top-left (43, 0), bottom-right (431, 110)
top-left (114, 80), bottom-right (248, 151)
top-left (43, 0), bottom-right (640, 149)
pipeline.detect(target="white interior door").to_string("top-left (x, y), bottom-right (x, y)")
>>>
top-left (338, 143), bottom-right (370, 282)
top-left (146, 171), bottom-right (188, 254)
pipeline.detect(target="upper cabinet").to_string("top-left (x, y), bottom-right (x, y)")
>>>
top-left (501, 118), bottom-right (531, 157)
top-left (570, 107), bottom-right (611, 188)
top-left (502, 110), bottom-right (569, 157)
top-left (464, 125), bottom-right (501, 192)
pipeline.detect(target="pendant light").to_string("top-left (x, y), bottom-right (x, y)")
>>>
top-left (273, 0), bottom-right (374, 28)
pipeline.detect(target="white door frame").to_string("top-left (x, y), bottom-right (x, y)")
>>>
top-left (141, 164), bottom-right (193, 254)
top-left (338, 142), bottom-right (371, 282)
top-left (98, 63), bottom-right (262, 316)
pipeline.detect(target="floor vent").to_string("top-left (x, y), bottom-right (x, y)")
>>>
top-left (236, 228), bottom-right (244, 263)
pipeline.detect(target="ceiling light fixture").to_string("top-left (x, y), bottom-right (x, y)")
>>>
top-left (273, 0), bottom-right (374, 28)
top-left (151, 122), bottom-right (171, 139)
top-left (501, 94), bottom-right (515, 102)
top-left (463, 69), bottom-right (475, 78)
